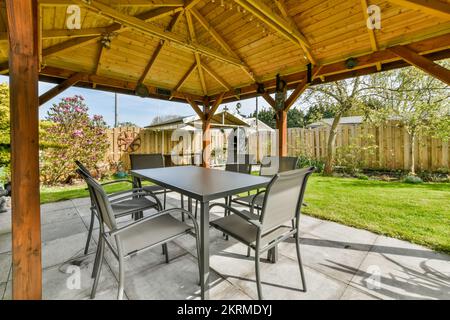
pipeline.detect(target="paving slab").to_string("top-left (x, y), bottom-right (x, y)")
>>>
top-left (0, 232), bottom-right (11, 254)
top-left (340, 284), bottom-right (380, 300)
top-left (0, 252), bottom-right (11, 283)
top-left (279, 234), bottom-right (370, 284)
top-left (42, 231), bottom-right (95, 269)
top-left (41, 207), bottom-right (79, 225)
top-left (42, 253), bottom-right (119, 300)
top-left (0, 282), bottom-right (6, 300)
top-left (0, 209), bottom-right (11, 234)
top-left (41, 200), bottom-right (74, 213)
top-left (41, 217), bottom-right (86, 242)
top-left (349, 250), bottom-right (450, 300)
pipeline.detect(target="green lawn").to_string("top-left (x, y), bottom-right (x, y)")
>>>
top-left (40, 175), bottom-right (450, 254)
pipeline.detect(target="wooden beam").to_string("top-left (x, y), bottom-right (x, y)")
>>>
top-left (386, 0), bottom-right (450, 19)
top-left (186, 10), bottom-right (207, 95)
top-left (138, 12), bottom-right (183, 85)
top-left (189, 7), bottom-right (256, 81)
top-left (202, 63), bottom-right (231, 91)
top-left (206, 92), bottom-right (225, 121)
top-left (72, 0), bottom-right (244, 67)
top-left (185, 95), bottom-right (205, 121)
top-left (40, 66), bottom-right (204, 103)
top-left (388, 45), bottom-right (450, 85)
top-left (262, 92), bottom-right (276, 109)
top-left (93, 43), bottom-right (105, 76)
top-left (285, 80), bottom-right (308, 110)
top-left (209, 34), bottom-right (450, 102)
top-left (6, 0), bottom-right (42, 300)
top-left (273, 0), bottom-right (316, 64)
top-left (235, 0), bottom-right (314, 64)
top-left (361, 0), bottom-right (381, 71)
top-left (39, 73), bottom-right (85, 106)
top-left (42, 6), bottom-right (185, 57)
top-left (173, 62), bottom-right (197, 93)
top-left (361, 0), bottom-right (379, 52)
top-left (39, 0), bottom-right (185, 6)
top-left (185, 0), bottom-right (202, 10)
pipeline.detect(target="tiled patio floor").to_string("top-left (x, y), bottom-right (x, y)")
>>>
top-left (0, 193), bottom-right (449, 300)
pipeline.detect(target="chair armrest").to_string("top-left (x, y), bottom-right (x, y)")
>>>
top-left (110, 208), bottom-right (198, 236)
top-left (109, 191), bottom-right (150, 203)
top-left (101, 179), bottom-right (135, 187)
top-left (250, 190), bottom-right (266, 215)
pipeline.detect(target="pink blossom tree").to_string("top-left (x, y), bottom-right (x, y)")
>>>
top-left (41, 95), bottom-right (109, 184)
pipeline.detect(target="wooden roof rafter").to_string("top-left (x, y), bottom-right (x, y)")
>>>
top-left (71, 0), bottom-right (246, 68)
top-left (38, 0), bottom-right (186, 7)
top-left (137, 11), bottom-right (184, 86)
top-left (185, 9), bottom-right (207, 95)
top-left (386, 0), bottom-right (450, 19)
top-left (40, 66), bottom-right (205, 103)
top-left (234, 0), bottom-right (315, 65)
top-left (189, 7), bottom-right (256, 82)
top-left (360, 0), bottom-right (382, 71)
top-left (273, 0), bottom-right (316, 65)
top-left (42, 6), bottom-right (185, 58)
top-left (208, 34), bottom-right (450, 104)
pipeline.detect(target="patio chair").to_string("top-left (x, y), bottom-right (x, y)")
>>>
top-left (75, 160), bottom-right (162, 256)
top-left (77, 169), bottom-right (201, 300)
top-left (231, 156), bottom-right (299, 211)
top-left (209, 167), bottom-right (314, 300)
top-left (129, 154), bottom-right (168, 208)
top-left (130, 153), bottom-right (198, 221)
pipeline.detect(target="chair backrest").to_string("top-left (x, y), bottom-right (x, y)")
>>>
top-left (130, 154), bottom-right (164, 170)
top-left (225, 163), bottom-right (252, 174)
top-left (76, 168), bottom-right (117, 231)
top-left (75, 160), bottom-right (92, 176)
top-left (259, 156), bottom-right (299, 176)
top-left (259, 167), bottom-right (314, 233)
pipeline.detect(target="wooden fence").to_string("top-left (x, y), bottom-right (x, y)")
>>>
top-left (106, 123), bottom-right (449, 172)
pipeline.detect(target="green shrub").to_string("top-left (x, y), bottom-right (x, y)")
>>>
top-left (355, 173), bottom-right (369, 180)
top-left (297, 155), bottom-right (325, 173)
top-left (404, 175), bottom-right (423, 184)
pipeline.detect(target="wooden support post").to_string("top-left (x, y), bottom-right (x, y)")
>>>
top-left (277, 109), bottom-right (288, 157)
top-left (202, 100), bottom-right (211, 168)
top-left (6, 0), bottom-right (42, 300)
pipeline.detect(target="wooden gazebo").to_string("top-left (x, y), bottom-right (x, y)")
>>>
top-left (1, 0), bottom-right (449, 299)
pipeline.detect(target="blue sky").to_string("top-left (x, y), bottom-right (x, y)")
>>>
top-left (0, 75), bottom-right (269, 127)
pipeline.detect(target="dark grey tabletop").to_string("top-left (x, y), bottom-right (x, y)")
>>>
top-left (131, 166), bottom-right (271, 202)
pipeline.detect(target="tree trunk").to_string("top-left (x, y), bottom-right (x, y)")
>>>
top-left (324, 114), bottom-right (342, 175)
top-left (410, 133), bottom-right (416, 175)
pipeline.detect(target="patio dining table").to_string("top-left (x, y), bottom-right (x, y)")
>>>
top-left (131, 165), bottom-right (271, 300)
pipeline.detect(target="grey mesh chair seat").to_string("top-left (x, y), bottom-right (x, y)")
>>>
top-left (211, 214), bottom-right (291, 248)
top-left (119, 214), bottom-right (191, 255)
top-left (111, 197), bottom-right (159, 218)
top-left (209, 167), bottom-right (315, 300)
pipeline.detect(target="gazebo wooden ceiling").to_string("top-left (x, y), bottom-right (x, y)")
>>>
top-left (2, 0), bottom-right (450, 300)
top-left (1, 0), bottom-right (449, 105)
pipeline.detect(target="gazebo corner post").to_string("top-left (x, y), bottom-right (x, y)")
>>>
top-left (202, 97), bottom-right (212, 168)
top-left (6, 0), bottom-right (42, 300)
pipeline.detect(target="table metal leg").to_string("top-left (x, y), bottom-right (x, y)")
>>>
top-left (268, 245), bottom-right (279, 263)
top-left (200, 201), bottom-right (210, 300)
top-left (188, 197), bottom-right (193, 214)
